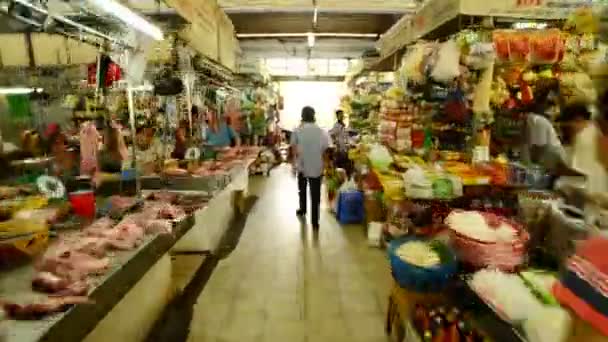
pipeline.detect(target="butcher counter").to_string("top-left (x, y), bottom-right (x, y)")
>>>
top-left (0, 159), bottom-right (254, 342)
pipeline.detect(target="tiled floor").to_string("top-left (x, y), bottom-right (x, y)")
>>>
top-left (188, 166), bottom-right (392, 342)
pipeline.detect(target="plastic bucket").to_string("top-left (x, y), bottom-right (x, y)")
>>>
top-left (68, 190), bottom-right (96, 218)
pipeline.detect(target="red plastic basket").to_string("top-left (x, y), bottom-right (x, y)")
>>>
top-left (446, 211), bottom-right (529, 272)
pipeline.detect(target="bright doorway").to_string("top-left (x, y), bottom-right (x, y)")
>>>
top-left (278, 81), bottom-right (346, 131)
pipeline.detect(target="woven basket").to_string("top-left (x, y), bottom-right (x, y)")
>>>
top-left (447, 211), bottom-right (529, 272)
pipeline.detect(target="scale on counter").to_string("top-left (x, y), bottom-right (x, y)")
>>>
top-left (36, 176), bottom-right (66, 199)
top-left (185, 147), bottom-right (201, 161)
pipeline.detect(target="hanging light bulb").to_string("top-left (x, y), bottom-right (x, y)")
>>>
top-left (307, 32), bottom-right (315, 48)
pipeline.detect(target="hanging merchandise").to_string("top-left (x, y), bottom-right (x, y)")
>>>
top-left (88, 55), bottom-right (122, 88)
top-left (6, 95), bottom-right (32, 123)
top-left (430, 40), bottom-right (461, 83)
top-left (472, 61), bottom-right (495, 115)
top-left (399, 43), bottom-right (430, 85)
top-left (529, 29), bottom-right (565, 65)
top-left (153, 68), bottom-right (184, 96)
top-left (80, 122), bottom-right (100, 176)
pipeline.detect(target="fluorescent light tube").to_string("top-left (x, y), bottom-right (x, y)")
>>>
top-left (236, 33), bottom-right (378, 38)
top-left (0, 87), bottom-right (42, 95)
top-left (513, 22), bottom-right (548, 30)
top-left (86, 0), bottom-right (163, 40)
top-left (307, 32), bottom-right (315, 47)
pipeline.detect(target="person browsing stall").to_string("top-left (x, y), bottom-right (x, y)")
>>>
top-left (557, 103), bottom-right (608, 193)
top-left (521, 80), bottom-right (583, 178)
top-left (45, 123), bottom-right (78, 178)
top-left (124, 124), bottom-right (165, 174)
top-left (291, 106), bottom-right (331, 231)
top-left (523, 81), bottom-right (566, 166)
top-left (171, 120), bottom-right (189, 160)
top-left (98, 123), bottom-right (128, 173)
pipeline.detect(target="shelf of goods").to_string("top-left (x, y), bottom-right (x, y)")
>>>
top-left (383, 187), bottom-right (608, 342)
top-left (375, 0), bottom-right (604, 65)
top-left (0, 149), bottom-right (258, 342)
top-left (368, 3), bottom-right (603, 168)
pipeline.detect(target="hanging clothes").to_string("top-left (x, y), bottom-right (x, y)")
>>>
top-left (80, 122), bottom-right (100, 176)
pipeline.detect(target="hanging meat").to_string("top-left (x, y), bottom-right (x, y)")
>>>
top-left (3, 296), bottom-right (92, 320)
top-left (79, 122), bottom-right (100, 176)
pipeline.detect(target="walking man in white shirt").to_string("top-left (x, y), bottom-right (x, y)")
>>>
top-left (291, 106), bottom-right (331, 230)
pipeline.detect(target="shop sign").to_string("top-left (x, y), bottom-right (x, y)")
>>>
top-left (461, 0), bottom-right (599, 19)
top-left (411, 0), bottom-right (461, 40)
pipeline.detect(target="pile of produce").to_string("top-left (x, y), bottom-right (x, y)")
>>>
top-left (395, 240), bottom-right (441, 268)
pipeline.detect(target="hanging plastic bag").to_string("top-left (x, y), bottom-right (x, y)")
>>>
top-left (509, 31), bottom-right (531, 63)
top-left (400, 43), bottom-right (428, 85)
top-left (464, 43), bottom-right (496, 69)
top-left (431, 40), bottom-right (461, 83)
top-left (530, 29), bottom-right (565, 64)
top-left (493, 31), bottom-right (511, 61)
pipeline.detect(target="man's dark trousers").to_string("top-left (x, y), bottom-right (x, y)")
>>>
top-left (298, 172), bottom-right (322, 228)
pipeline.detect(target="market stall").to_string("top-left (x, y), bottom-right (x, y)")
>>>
top-left (0, 1), bottom-right (260, 340)
top-left (337, 1), bottom-right (608, 342)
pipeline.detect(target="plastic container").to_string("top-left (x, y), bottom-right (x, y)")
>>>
top-left (388, 237), bottom-right (457, 292)
top-left (68, 190), bottom-right (96, 219)
top-left (336, 190), bottom-right (365, 224)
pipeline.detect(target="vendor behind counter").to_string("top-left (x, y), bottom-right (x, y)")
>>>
top-left (205, 116), bottom-right (240, 148)
top-left (123, 125), bottom-right (166, 174)
top-left (98, 124), bottom-right (128, 174)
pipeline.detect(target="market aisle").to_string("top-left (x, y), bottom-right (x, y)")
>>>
top-left (187, 165), bottom-right (392, 342)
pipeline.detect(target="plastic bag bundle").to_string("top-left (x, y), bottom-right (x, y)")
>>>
top-left (400, 43), bottom-right (428, 85)
top-left (431, 40), bottom-right (461, 83)
top-left (464, 43), bottom-right (496, 69)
